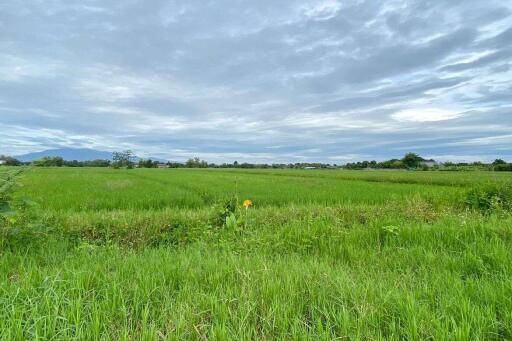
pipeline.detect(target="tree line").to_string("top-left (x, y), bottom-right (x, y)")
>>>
top-left (344, 153), bottom-right (432, 170)
top-left (1, 152), bottom-right (511, 171)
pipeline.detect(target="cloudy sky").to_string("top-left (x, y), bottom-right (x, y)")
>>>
top-left (1, 0), bottom-right (511, 163)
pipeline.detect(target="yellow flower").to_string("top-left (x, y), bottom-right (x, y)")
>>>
top-left (243, 199), bottom-right (252, 209)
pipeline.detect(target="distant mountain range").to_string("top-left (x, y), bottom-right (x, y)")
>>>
top-left (15, 148), bottom-right (168, 163)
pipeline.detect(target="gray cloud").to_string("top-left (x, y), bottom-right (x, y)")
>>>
top-left (1, 0), bottom-right (511, 163)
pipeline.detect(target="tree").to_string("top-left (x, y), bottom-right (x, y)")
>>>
top-left (167, 162), bottom-right (184, 168)
top-left (402, 153), bottom-right (423, 169)
top-left (494, 163), bottom-right (512, 172)
top-left (492, 159), bottom-right (511, 172)
top-left (112, 150), bottom-right (134, 168)
top-left (492, 159), bottom-right (507, 165)
top-left (86, 159), bottom-right (111, 167)
top-left (186, 157), bottom-right (208, 168)
top-left (0, 155), bottom-right (22, 166)
top-left (32, 156), bottom-right (64, 167)
top-left (138, 159), bottom-right (158, 168)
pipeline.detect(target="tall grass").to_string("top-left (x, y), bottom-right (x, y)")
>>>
top-left (1, 167), bottom-right (511, 339)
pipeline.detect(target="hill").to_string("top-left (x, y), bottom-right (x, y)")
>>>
top-left (16, 148), bottom-right (167, 162)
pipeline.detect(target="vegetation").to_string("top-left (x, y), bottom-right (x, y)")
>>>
top-left (32, 157), bottom-right (112, 167)
top-left (401, 152), bottom-right (424, 168)
top-left (138, 159), bottom-right (160, 168)
top-left (0, 167), bottom-right (511, 338)
top-left (112, 150), bottom-right (135, 169)
top-left (62, 159), bottom-right (112, 167)
top-left (3, 152), bottom-right (511, 172)
top-left (465, 183), bottom-right (512, 213)
top-left (32, 156), bottom-right (65, 167)
top-left (0, 155), bottom-right (21, 166)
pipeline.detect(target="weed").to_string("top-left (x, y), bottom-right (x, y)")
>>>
top-left (465, 183), bottom-right (512, 213)
top-left (225, 212), bottom-right (239, 230)
top-left (213, 196), bottom-right (238, 227)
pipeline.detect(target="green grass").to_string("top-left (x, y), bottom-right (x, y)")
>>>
top-left (1, 167), bottom-right (512, 339)
top-left (16, 168), bottom-right (470, 211)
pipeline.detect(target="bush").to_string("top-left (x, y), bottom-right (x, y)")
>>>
top-left (0, 156), bottom-right (22, 166)
top-left (494, 163), bottom-right (512, 172)
top-left (32, 156), bottom-right (64, 167)
top-left (213, 197), bottom-right (238, 227)
top-left (465, 184), bottom-right (512, 213)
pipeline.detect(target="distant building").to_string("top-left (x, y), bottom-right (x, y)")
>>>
top-left (0, 160), bottom-right (6, 165)
top-left (420, 160), bottom-right (437, 168)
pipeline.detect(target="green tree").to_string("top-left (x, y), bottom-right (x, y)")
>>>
top-left (0, 155), bottom-right (22, 166)
top-left (32, 156), bottom-right (64, 167)
top-left (492, 159), bottom-right (507, 165)
top-left (402, 153), bottom-right (423, 169)
top-left (86, 159), bottom-right (111, 167)
top-left (138, 159), bottom-right (158, 168)
top-left (186, 157), bottom-right (208, 168)
top-left (112, 150), bottom-right (134, 168)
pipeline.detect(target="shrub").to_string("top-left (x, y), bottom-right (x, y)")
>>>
top-left (494, 163), bottom-right (512, 172)
top-left (213, 196), bottom-right (238, 227)
top-left (465, 183), bottom-right (512, 213)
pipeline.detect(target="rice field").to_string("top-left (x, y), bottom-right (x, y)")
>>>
top-left (1, 167), bottom-right (512, 339)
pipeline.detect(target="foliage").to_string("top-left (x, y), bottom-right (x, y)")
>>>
top-left (402, 152), bottom-right (424, 168)
top-left (63, 159), bottom-right (111, 167)
top-left (112, 150), bottom-right (134, 168)
top-left (466, 183), bottom-right (512, 213)
top-left (493, 159), bottom-right (507, 165)
top-left (5, 151), bottom-right (510, 171)
top-left (0, 155), bottom-right (22, 166)
top-left (344, 154), bottom-right (512, 172)
top-left (32, 156), bottom-right (64, 167)
top-left (224, 212), bottom-right (239, 230)
top-left (185, 157), bottom-right (209, 168)
top-left (214, 196), bottom-right (238, 227)
top-left (0, 169), bottom-right (48, 249)
top-left (343, 153), bottom-right (424, 170)
top-left (138, 159), bottom-right (159, 168)
top-left (494, 163), bottom-right (512, 172)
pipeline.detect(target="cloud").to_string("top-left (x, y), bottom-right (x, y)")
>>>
top-left (391, 108), bottom-right (462, 122)
top-left (0, 0), bottom-right (511, 162)
top-left (440, 48), bottom-right (512, 72)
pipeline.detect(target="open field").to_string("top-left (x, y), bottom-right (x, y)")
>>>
top-left (1, 167), bottom-right (512, 339)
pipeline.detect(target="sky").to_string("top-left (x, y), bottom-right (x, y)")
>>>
top-left (1, 0), bottom-right (511, 163)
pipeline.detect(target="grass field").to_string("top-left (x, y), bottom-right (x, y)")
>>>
top-left (1, 167), bottom-right (512, 339)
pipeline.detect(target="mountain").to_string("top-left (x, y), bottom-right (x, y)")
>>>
top-left (16, 148), bottom-right (168, 163)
